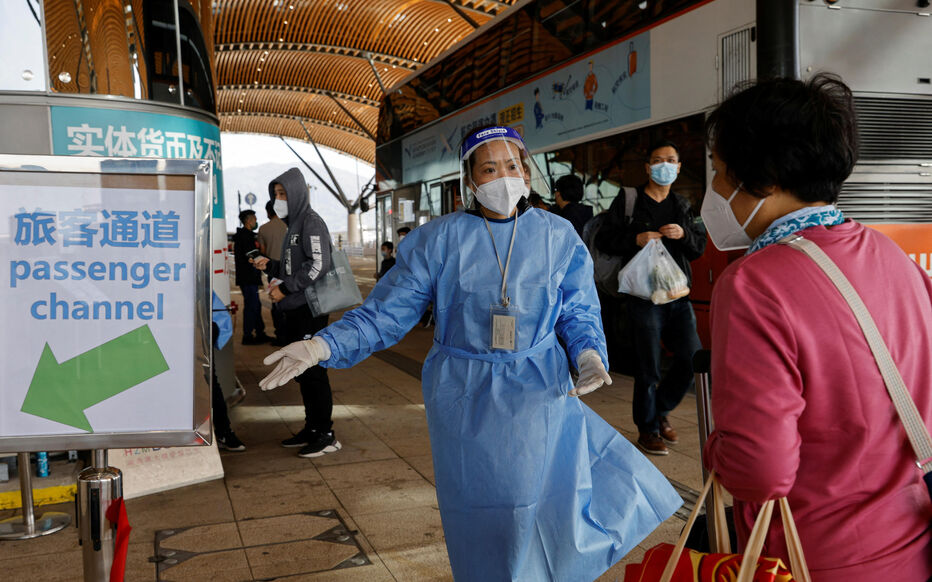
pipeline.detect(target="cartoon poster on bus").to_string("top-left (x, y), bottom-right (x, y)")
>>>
top-left (402, 31), bottom-right (651, 184)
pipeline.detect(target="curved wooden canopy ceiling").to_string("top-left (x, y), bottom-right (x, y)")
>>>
top-left (214, 0), bottom-right (519, 164)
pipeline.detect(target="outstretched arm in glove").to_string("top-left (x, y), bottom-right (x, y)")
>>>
top-left (259, 337), bottom-right (332, 391)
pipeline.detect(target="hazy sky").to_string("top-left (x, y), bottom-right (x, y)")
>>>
top-left (220, 133), bottom-right (376, 240)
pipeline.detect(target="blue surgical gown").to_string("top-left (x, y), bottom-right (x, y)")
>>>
top-left (317, 208), bottom-right (681, 581)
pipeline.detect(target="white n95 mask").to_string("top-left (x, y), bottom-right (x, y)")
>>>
top-left (700, 183), bottom-right (765, 251)
top-left (273, 199), bottom-right (289, 218)
top-left (474, 177), bottom-right (528, 216)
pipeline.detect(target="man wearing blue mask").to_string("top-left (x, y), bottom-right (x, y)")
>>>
top-left (595, 140), bottom-right (706, 455)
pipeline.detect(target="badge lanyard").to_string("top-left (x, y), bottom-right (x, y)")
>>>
top-left (483, 214), bottom-right (518, 350)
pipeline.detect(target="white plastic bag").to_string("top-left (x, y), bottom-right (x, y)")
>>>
top-left (617, 238), bottom-right (690, 305)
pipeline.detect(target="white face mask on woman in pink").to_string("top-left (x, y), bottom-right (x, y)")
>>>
top-left (700, 182), bottom-right (765, 251)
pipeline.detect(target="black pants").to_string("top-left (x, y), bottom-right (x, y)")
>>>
top-left (627, 297), bottom-right (702, 434)
top-left (271, 303), bottom-right (285, 340)
top-left (211, 364), bottom-right (232, 436)
top-left (281, 304), bottom-right (332, 433)
top-left (240, 284), bottom-right (265, 339)
top-left (209, 322), bottom-right (232, 436)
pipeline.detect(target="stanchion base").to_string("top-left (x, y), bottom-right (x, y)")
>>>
top-left (0, 512), bottom-right (71, 540)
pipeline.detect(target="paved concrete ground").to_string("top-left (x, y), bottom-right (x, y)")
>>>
top-left (0, 258), bottom-right (705, 581)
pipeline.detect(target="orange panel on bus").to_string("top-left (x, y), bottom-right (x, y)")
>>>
top-left (867, 223), bottom-right (932, 277)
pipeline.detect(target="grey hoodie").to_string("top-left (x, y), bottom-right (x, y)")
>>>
top-left (266, 167), bottom-right (332, 312)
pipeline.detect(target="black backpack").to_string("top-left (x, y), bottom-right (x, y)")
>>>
top-left (582, 187), bottom-right (636, 298)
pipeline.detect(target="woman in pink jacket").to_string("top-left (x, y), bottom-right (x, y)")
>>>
top-left (701, 74), bottom-right (932, 580)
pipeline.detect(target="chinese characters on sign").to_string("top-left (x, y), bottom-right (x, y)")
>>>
top-left (51, 107), bottom-right (226, 219)
top-left (498, 104), bottom-right (524, 126)
top-left (64, 123), bottom-right (221, 170)
top-left (14, 208), bottom-right (181, 248)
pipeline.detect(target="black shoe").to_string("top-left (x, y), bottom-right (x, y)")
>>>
top-left (217, 432), bottom-right (246, 452)
top-left (281, 428), bottom-right (312, 448)
top-left (298, 431), bottom-right (342, 458)
top-left (254, 333), bottom-right (273, 344)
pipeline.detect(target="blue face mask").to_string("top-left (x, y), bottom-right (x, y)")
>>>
top-left (650, 162), bottom-right (678, 186)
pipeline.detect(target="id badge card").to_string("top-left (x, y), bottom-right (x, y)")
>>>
top-left (490, 305), bottom-right (518, 351)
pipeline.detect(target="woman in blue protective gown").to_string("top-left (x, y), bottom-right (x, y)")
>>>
top-left (259, 127), bottom-right (681, 581)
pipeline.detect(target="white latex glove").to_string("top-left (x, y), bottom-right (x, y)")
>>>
top-left (259, 336), bottom-right (332, 391)
top-left (569, 349), bottom-right (612, 397)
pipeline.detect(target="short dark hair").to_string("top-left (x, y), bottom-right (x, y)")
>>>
top-left (705, 73), bottom-right (858, 203)
top-left (381, 241), bottom-right (393, 251)
top-left (397, 226), bottom-right (411, 235)
top-left (553, 174), bottom-right (584, 203)
top-left (528, 192), bottom-right (545, 206)
top-left (265, 200), bottom-right (276, 217)
top-left (238, 209), bottom-right (255, 224)
top-left (647, 140), bottom-right (680, 161)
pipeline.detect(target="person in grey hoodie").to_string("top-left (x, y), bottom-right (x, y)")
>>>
top-left (253, 167), bottom-right (341, 458)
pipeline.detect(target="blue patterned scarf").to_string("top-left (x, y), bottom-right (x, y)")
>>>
top-left (747, 204), bottom-right (844, 255)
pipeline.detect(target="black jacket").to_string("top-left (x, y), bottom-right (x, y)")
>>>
top-left (594, 185), bottom-right (706, 287)
top-left (265, 168), bottom-right (333, 312)
top-left (232, 227), bottom-right (262, 286)
top-left (556, 201), bottom-right (594, 238)
top-left (376, 256), bottom-right (396, 280)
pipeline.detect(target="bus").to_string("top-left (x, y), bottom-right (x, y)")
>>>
top-left (374, 0), bottom-right (932, 361)
top-left (0, 0), bottom-right (236, 397)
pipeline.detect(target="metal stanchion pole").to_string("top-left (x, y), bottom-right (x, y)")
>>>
top-left (0, 452), bottom-right (71, 540)
top-left (693, 349), bottom-right (722, 551)
top-left (77, 449), bottom-right (123, 581)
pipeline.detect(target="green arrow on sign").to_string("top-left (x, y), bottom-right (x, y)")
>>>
top-left (21, 324), bottom-right (170, 432)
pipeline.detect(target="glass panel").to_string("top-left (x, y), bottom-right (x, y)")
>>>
top-left (428, 183), bottom-right (442, 217)
top-left (392, 184), bottom-right (419, 236)
top-left (177, 0), bottom-right (215, 113)
top-left (41, 0), bottom-right (213, 111)
top-left (44, 0), bottom-right (143, 97)
top-left (419, 184), bottom-right (431, 214)
top-left (0, 1), bottom-right (48, 91)
top-left (143, 0), bottom-right (182, 105)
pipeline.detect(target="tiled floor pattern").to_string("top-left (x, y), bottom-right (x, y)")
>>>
top-left (154, 510), bottom-right (369, 581)
top-left (0, 262), bottom-right (705, 581)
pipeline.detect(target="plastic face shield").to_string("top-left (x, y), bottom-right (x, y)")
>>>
top-left (460, 127), bottom-right (550, 211)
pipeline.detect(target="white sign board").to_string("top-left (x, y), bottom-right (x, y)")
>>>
top-left (108, 445), bottom-right (224, 499)
top-left (0, 156), bottom-right (212, 452)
